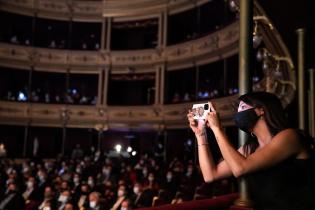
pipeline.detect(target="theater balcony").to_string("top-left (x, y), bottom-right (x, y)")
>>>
top-left (0, 0), bottom-right (301, 209)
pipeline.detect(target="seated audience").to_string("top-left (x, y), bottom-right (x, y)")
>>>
top-left (0, 147), bottom-right (237, 210)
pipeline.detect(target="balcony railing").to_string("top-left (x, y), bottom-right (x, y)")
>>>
top-left (0, 95), bottom-right (238, 129)
top-left (0, 0), bottom-right (209, 21)
top-left (0, 22), bottom-right (239, 71)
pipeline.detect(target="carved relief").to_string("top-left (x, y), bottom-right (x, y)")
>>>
top-left (39, 1), bottom-right (69, 13)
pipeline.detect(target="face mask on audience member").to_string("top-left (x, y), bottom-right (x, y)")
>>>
top-left (102, 167), bottom-right (110, 176)
top-left (44, 162), bottom-right (50, 170)
top-left (186, 167), bottom-right (194, 176)
top-left (142, 169), bottom-right (148, 177)
top-left (58, 195), bottom-right (68, 203)
top-left (6, 179), bottom-right (13, 186)
top-left (166, 173), bottom-right (172, 181)
top-left (121, 207), bottom-right (127, 210)
top-left (38, 174), bottom-right (45, 182)
top-left (105, 158), bottom-right (111, 164)
top-left (95, 151), bottom-right (101, 157)
top-left (23, 166), bottom-right (30, 173)
top-left (73, 177), bottom-right (80, 184)
top-left (234, 108), bottom-right (260, 133)
top-left (27, 181), bottom-right (34, 189)
top-left (43, 207), bottom-right (51, 210)
top-left (133, 186), bottom-right (140, 194)
top-left (76, 167), bottom-right (82, 174)
top-left (118, 190), bottom-right (125, 197)
top-left (148, 175), bottom-right (154, 182)
top-left (88, 179), bottom-right (94, 187)
top-left (89, 201), bottom-right (96, 208)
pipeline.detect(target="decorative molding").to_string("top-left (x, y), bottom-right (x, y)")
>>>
top-left (253, 1), bottom-right (296, 107)
top-left (0, 22), bottom-right (239, 72)
top-left (0, 95), bottom-right (238, 129)
top-left (0, 0), bottom-right (209, 22)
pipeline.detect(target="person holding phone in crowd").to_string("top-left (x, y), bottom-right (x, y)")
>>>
top-left (187, 91), bottom-right (315, 210)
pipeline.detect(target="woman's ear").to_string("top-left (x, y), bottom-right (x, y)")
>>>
top-left (258, 108), bottom-right (264, 116)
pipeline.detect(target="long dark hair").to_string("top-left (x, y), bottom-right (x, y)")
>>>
top-left (238, 92), bottom-right (289, 155)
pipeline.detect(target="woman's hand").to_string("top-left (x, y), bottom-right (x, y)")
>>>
top-left (187, 110), bottom-right (206, 136)
top-left (205, 102), bottom-right (222, 131)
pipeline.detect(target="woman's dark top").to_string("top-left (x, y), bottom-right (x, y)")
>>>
top-left (245, 156), bottom-right (315, 210)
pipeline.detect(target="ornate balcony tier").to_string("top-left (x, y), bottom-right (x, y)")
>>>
top-left (0, 0), bottom-right (209, 21)
top-left (0, 22), bottom-right (239, 72)
top-left (0, 1), bottom-right (297, 130)
top-left (0, 95), bottom-right (238, 129)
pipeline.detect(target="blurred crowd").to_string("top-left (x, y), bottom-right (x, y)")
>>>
top-left (4, 88), bottom-right (97, 105)
top-left (171, 88), bottom-right (238, 104)
top-left (0, 146), bottom-right (235, 210)
top-left (9, 33), bottom-right (100, 51)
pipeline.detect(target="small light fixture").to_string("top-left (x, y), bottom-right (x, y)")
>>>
top-left (228, 0), bottom-right (239, 13)
top-left (127, 146), bottom-right (132, 153)
top-left (115, 144), bottom-right (122, 153)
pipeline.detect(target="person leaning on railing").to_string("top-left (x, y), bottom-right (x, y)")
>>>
top-left (187, 91), bottom-right (315, 210)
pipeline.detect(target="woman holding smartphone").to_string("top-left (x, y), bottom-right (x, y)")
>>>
top-left (187, 91), bottom-right (315, 210)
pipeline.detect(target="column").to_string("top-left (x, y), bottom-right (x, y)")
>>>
top-left (23, 123), bottom-right (30, 157)
top-left (235, 0), bottom-right (253, 207)
top-left (296, 28), bottom-right (306, 131)
top-left (105, 17), bottom-right (112, 51)
top-left (155, 66), bottom-right (160, 105)
top-left (158, 13), bottom-right (163, 47)
top-left (101, 17), bottom-right (106, 50)
top-left (159, 64), bottom-right (166, 105)
top-left (308, 68), bottom-right (315, 137)
top-left (162, 10), bottom-right (168, 48)
top-left (97, 69), bottom-right (103, 105)
top-left (103, 67), bottom-right (110, 105)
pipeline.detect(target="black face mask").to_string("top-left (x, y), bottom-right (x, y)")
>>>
top-left (234, 108), bottom-right (260, 133)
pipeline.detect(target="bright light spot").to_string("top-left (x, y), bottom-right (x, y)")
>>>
top-left (115, 144), bottom-right (122, 153)
top-left (131, 151), bottom-right (137, 156)
top-left (18, 92), bottom-right (27, 101)
top-left (187, 139), bottom-right (192, 146)
top-left (127, 146), bottom-right (133, 153)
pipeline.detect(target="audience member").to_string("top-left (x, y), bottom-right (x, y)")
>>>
top-left (0, 182), bottom-right (25, 210)
top-left (88, 191), bottom-right (104, 210)
top-left (0, 148), bottom-right (236, 210)
top-left (0, 143), bottom-right (6, 158)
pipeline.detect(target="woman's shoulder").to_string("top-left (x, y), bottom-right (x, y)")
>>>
top-left (275, 128), bottom-right (314, 142)
top-left (274, 128), bottom-right (300, 141)
top-left (277, 128), bottom-right (298, 134)
top-left (278, 128), bottom-right (315, 158)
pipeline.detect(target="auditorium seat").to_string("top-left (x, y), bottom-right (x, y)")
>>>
top-left (152, 190), bottom-right (169, 206)
top-left (229, 205), bottom-right (253, 210)
top-left (138, 193), bottom-right (239, 210)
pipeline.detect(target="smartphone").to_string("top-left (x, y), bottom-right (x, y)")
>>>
top-left (192, 103), bottom-right (211, 120)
